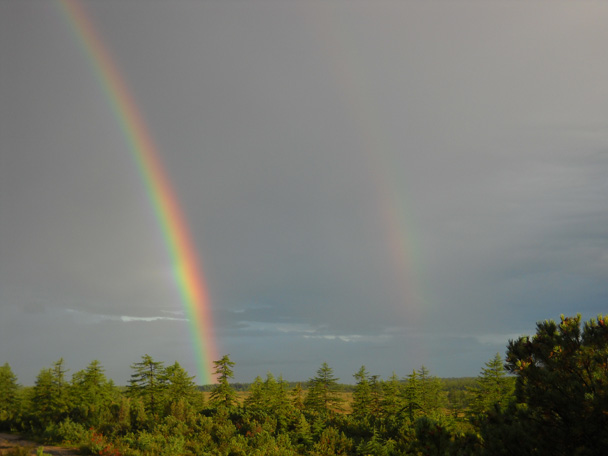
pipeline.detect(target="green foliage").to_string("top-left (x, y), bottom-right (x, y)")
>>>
top-left (355, 431), bottom-right (396, 456)
top-left (127, 355), bottom-right (166, 417)
top-left (351, 366), bottom-right (372, 419)
top-left (36, 447), bottom-right (53, 456)
top-left (164, 361), bottom-right (196, 398)
top-left (244, 372), bottom-right (294, 434)
top-left (412, 416), bottom-right (453, 456)
top-left (467, 353), bottom-right (514, 417)
top-left (42, 417), bottom-right (89, 445)
top-left (5, 446), bottom-right (33, 456)
top-left (403, 366), bottom-right (447, 422)
top-left (476, 402), bottom-right (534, 456)
top-left (69, 360), bottom-right (119, 429)
top-left (31, 359), bottom-right (70, 429)
top-left (380, 372), bottom-right (403, 418)
top-left (86, 429), bottom-right (121, 456)
top-left (119, 428), bottom-right (187, 456)
top-left (503, 314), bottom-right (608, 455)
top-left (443, 378), bottom-right (475, 414)
top-left (292, 413), bottom-right (313, 448)
top-left (0, 362), bottom-right (20, 430)
top-left (310, 425), bottom-right (353, 455)
top-left (291, 382), bottom-right (305, 410)
top-left (210, 354), bottom-right (237, 409)
top-left (162, 361), bottom-right (201, 416)
top-left (245, 375), bottom-right (265, 409)
top-left (305, 362), bottom-right (344, 415)
top-left (3, 312), bottom-right (606, 456)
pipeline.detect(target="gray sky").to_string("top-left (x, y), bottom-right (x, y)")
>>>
top-left (1, 0), bottom-right (607, 385)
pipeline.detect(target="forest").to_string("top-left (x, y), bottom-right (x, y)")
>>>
top-left (0, 314), bottom-right (606, 456)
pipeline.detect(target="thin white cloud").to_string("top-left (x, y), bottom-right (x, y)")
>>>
top-left (235, 320), bottom-right (391, 343)
top-left (237, 321), bottom-right (316, 334)
top-left (303, 334), bottom-right (391, 343)
top-left (276, 325), bottom-right (317, 335)
top-left (64, 308), bottom-right (187, 324)
top-left (119, 315), bottom-right (188, 322)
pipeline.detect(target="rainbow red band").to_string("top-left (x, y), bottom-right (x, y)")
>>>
top-left (59, 0), bottom-right (217, 384)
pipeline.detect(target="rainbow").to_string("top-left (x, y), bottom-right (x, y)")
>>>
top-left (58, 0), bottom-right (218, 384)
top-left (306, 6), bottom-right (429, 352)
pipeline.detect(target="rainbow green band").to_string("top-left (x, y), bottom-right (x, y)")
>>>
top-left (59, 0), bottom-right (218, 384)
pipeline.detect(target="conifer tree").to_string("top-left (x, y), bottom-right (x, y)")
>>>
top-left (0, 363), bottom-right (19, 430)
top-left (266, 373), bottom-right (291, 415)
top-left (305, 362), bottom-right (343, 414)
top-left (403, 366), bottom-right (446, 421)
top-left (70, 360), bottom-right (117, 427)
top-left (52, 358), bottom-right (68, 387)
top-left (244, 375), bottom-right (265, 410)
top-left (127, 354), bottom-right (166, 416)
top-left (291, 382), bottom-right (305, 410)
top-left (352, 365), bottom-right (372, 418)
top-left (210, 354), bottom-right (237, 408)
top-left (381, 372), bottom-right (403, 417)
top-left (403, 369), bottom-right (422, 421)
top-left (293, 413), bottom-right (312, 447)
top-left (503, 314), bottom-right (608, 455)
top-left (468, 353), bottom-right (514, 416)
top-left (32, 359), bottom-right (70, 428)
top-left (417, 365), bottom-right (446, 416)
top-left (368, 374), bottom-right (383, 417)
top-left (164, 361), bottom-right (197, 403)
top-left (32, 368), bottom-right (55, 426)
top-left (261, 372), bottom-right (279, 410)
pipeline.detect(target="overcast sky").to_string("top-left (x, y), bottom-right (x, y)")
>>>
top-left (1, 0), bottom-right (607, 385)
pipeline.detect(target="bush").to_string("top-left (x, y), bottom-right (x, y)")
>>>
top-left (5, 446), bottom-right (33, 456)
top-left (56, 418), bottom-right (90, 445)
top-left (86, 430), bottom-right (121, 456)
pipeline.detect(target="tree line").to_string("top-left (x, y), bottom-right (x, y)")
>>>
top-left (0, 313), bottom-right (606, 455)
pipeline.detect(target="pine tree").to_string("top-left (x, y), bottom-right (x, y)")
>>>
top-left (293, 413), bottom-right (312, 447)
top-left (368, 374), bottom-right (383, 417)
top-left (381, 372), bottom-right (403, 417)
top-left (403, 366), bottom-right (446, 421)
top-left (210, 354), bottom-right (237, 408)
top-left (127, 354), bottom-right (166, 416)
top-left (291, 382), bottom-right (305, 410)
top-left (352, 365), bottom-right (372, 418)
top-left (264, 372), bottom-right (291, 415)
top-left (52, 358), bottom-right (68, 387)
top-left (417, 365), bottom-right (446, 417)
top-left (164, 361), bottom-right (197, 404)
top-left (0, 363), bottom-right (19, 430)
top-left (244, 376), bottom-right (265, 410)
top-left (32, 368), bottom-right (55, 427)
top-left (70, 360), bottom-right (118, 427)
top-left (403, 369), bottom-right (422, 421)
top-left (468, 353), bottom-right (514, 416)
top-left (503, 314), bottom-right (608, 455)
top-left (305, 362), bottom-right (344, 415)
top-left (273, 374), bottom-right (292, 411)
top-left (32, 359), bottom-right (70, 428)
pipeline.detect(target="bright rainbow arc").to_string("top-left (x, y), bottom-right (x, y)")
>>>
top-left (59, 0), bottom-right (218, 384)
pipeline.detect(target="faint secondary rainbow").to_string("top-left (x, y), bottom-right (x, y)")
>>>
top-left (306, 5), bottom-right (429, 350)
top-left (58, 0), bottom-right (218, 384)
